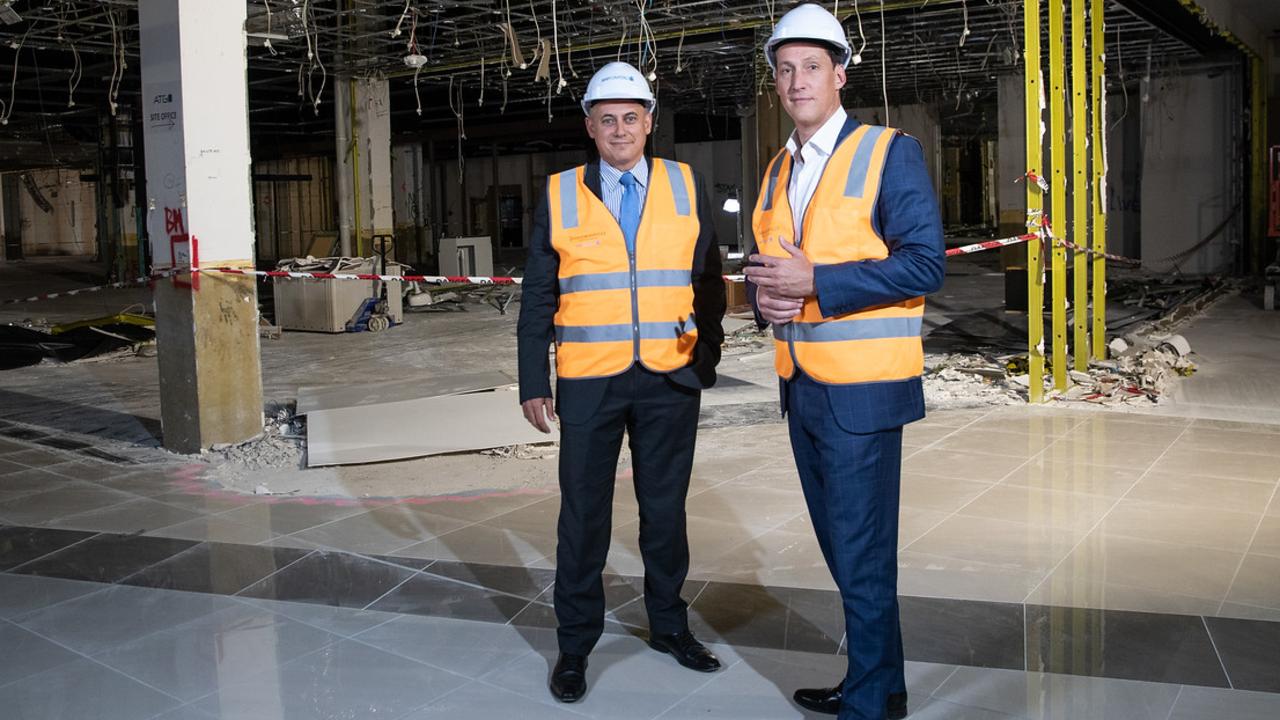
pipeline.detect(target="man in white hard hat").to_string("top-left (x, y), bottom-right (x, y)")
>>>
top-left (744, 4), bottom-right (945, 720)
top-left (517, 61), bottom-right (726, 703)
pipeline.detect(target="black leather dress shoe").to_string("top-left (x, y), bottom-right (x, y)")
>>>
top-left (549, 653), bottom-right (588, 703)
top-left (793, 685), bottom-right (908, 719)
top-left (647, 631), bottom-right (722, 672)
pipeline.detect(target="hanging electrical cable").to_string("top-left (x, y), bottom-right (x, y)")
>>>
top-left (66, 38), bottom-right (82, 108)
top-left (675, 27), bottom-right (685, 73)
top-left (880, 0), bottom-right (888, 123)
top-left (262, 0), bottom-right (277, 55)
top-left (309, 0), bottom-right (326, 115)
top-left (551, 0), bottom-right (567, 92)
top-left (391, 0), bottom-right (411, 38)
top-left (959, 0), bottom-right (971, 47)
top-left (850, 0), bottom-right (867, 65)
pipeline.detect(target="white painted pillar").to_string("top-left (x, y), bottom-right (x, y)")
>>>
top-left (139, 0), bottom-right (263, 452)
top-left (353, 78), bottom-right (393, 255)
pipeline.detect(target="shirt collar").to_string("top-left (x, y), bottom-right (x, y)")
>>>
top-left (785, 106), bottom-right (848, 162)
top-left (600, 157), bottom-right (649, 193)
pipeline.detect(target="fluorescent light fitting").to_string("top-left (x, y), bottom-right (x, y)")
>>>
top-left (721, 198), bottom-right (740, 214)
top-left (246, 31), bottom-right (290, 41)
top-left (0, 2), bottom-right (21, 25)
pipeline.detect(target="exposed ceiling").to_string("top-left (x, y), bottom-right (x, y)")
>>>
top-left (0, 0), bottom-right (1231, 169)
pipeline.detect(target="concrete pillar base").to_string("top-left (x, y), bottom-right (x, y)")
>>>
top-left (153, 273), bottom-right (263, 453)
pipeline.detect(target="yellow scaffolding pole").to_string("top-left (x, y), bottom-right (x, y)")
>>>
top-left (1090, 0), bottom-right (1107, 359)
top-left (1071, 0), bottom-right (1089, 371)
top-left (1049, 0), bottom-right (1068, 391)
top-left (1025, 0), bottom-right (1045, 403)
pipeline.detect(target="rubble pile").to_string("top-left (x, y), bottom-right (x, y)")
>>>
top-left (481, 443), bottom-right (559, 459)
top-left (204, 402), bottom-right (306, 470)
top-left (923, 353), bottom-right (1024, 409)
top-left (1055, 334), bottom-right (1196, 405)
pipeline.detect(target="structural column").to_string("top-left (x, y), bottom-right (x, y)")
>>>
top-left (346, 78), bottom-right (394, 257)
top-left (1025, 0), bottom-right (1046, 403)
top-left (139, 0), bottom-right (263, 453)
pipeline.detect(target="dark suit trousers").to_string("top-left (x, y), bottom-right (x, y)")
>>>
top-left (786, 374), bottom-right (906, 720)
top-left (554, 365), bottom-right (701, 655)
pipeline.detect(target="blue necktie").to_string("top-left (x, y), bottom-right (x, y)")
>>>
top-left (618, 171), bottom-right (640, 255)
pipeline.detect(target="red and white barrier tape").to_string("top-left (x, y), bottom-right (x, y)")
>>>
top-left (0, 224), bottom-right (1135, 307)
top-left (205, 267), bottom-right (522, 285)
top-left (0, 269), bottom-right (183, 306)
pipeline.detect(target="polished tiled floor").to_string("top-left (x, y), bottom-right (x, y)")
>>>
top-left (2, 406), bottom-right (1280, 717)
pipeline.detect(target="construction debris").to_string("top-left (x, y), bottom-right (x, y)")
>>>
top-left (481, 443), bottom-right (559, 460)
top-left (203, 402), bottom-right (306, 470)
top-left (923, 353), bottom-right (1024, 409)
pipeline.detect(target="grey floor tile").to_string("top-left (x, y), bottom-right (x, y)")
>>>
top-left (0, 573), bottom-right (103, 619)
top-left (656, 645), bottom-right (848, 719)
top-left (94, 603), bottom-right (339, 703)
top-left (120, 542), bottom-right (312, 596)
top-left (365, 570), bottom-right (535, 622)
top-left (3, 447), bottom-right (75, 467)
top-left (900, 596), bottom-right (1025, 670)
top-left (16, 584), bottom-right (236, 656)
top-left (189, 639), bottom-right (470, 720)
top-left (150, 490), bottom-right (257, 516)
top-left (401, 679), bottom-right (590, 719)
top-left (0, 481), bottom-right (139, 525)
top-left (0, 525), bottom-right (96, 571)
top-left (932, 666), bottom-right (1181, 720)
top-left (216, 500), bottom-right (374, 536)
top-left (1203, 616), bottom-right (1280, 693)
top-left (1026, 605), bottom-right (1229, 687)
top-left (0, 657), bottom-right (182, 720)
top-left (144, 516), bottom-right (279, 545)
top-left (232, 597), bottom-right (401, 638)
top-left (423, 559), bottom-right (557, 600)
top-left (354, 614), bottom-right (556, 679)
top-left (0, 467), bottom-right (76, 501)
top-left (907, 698), bottom-right (1023, 719)
top-left (13, 532), bottom-right (199, 583)
top-left (46, 497), bottom-right (203, 534)
top-left (151, 704), bottom-right (221, 720)
top-left (235, 550), bottom-right (417, 609)
top-left (1168, 686), bottom-right (1280, 720)
top-left (44, 460), bottom-right (133, 483)
top-left (481, 632), bottom-right (731, 720)
top-left (0, 620), bottom-right (85, 686)
top-left (687, 581), bottom-right (841, 654)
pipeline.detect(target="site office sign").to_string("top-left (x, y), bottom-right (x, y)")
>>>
top-left (143, 82), bottom-right (197, 288)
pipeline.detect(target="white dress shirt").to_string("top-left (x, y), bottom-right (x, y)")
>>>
top-left (599, 157), bottom-right (649, 224)
top-left (784, 107), bottom-right (847, 245)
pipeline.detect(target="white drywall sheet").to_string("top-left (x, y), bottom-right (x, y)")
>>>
top-left (296, 371), bottom-right (515, 415)
top-left (306, 389), bottom-right (550, 467)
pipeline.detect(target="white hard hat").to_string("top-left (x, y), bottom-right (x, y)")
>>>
top-left (581, 61), bottom-right (656, 115)
top-left (764, 3), bottom-right (852, 71)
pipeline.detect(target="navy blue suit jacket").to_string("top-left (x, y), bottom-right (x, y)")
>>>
top-left (517, 159), bottom-right (726, 424)
top-left (748, 116), bottom-right (946, 433)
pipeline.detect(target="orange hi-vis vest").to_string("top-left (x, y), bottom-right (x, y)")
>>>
top-left (752, 124), bottom-right (925, 385)
top-left (547, 159), bottom-right (700, 379)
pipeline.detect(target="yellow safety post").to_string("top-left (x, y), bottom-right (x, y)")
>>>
top-left (1049, 0), bottom-right (1068, 391)
top-left (1090, 0), bottom-right (1107, 359)
top-left (1252, 55), bottom-right (1267, 275)
top-left (1025, 0), bottom-right (1045, 403)
top-left (1071, 0), bottom-right (1089, 371)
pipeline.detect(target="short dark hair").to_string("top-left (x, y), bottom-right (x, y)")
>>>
top-left (772, 39), bottom-right (843, 68)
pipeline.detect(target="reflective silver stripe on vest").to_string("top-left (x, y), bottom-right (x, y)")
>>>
top-left (843, 126), bottom-right (893, 199)
top-left (556, 314), bottom-right (697, 343)
top-left (761, 153), bottom-right (785, 211)
top-left (559, 269), bottom-right (693, 294)
top-left (662, 159), bottom-right (691, 216)
top-left (772, 316), bottom-right (922, 343)
top-left (558, 170), bottom-right (579, 229)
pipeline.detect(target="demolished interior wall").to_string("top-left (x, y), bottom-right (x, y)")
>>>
top-left (674, 140), bottom-right (742, 250)
top-left (10, 169), bottom-right (99, 257)
top-left (1140, 69), bottom-right (1235, 274)
top-left (848, 103), bottom-right (943, 200)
